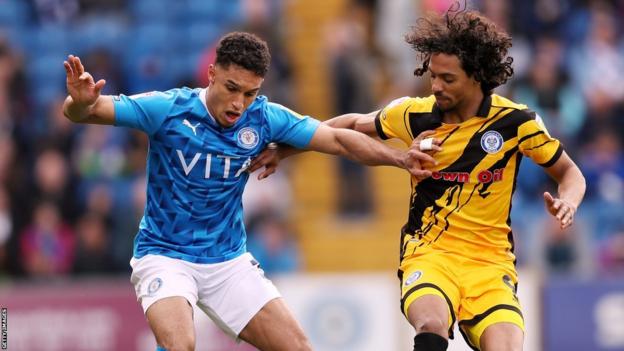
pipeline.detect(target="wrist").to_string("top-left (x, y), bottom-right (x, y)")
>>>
top-left (64, 97), bottom-right (95, 122)
top-left (397, 150), bottom-right (408, 169)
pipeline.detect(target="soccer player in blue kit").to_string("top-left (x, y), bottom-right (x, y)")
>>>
top-left (63, 32), bottom-right (433, 351)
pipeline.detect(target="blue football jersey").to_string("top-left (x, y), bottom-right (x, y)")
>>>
top-left (113, 87), bottom-right (320, 263)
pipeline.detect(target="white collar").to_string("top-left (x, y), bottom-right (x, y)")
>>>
top-left (199, 88), bottom-right (217, 123)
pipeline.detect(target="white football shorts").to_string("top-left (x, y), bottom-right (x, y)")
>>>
top-left (129, 252), bottom-right (281, 339)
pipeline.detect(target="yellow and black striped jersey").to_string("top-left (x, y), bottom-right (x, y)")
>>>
top-left (375, 94), bottom-right (562, 264)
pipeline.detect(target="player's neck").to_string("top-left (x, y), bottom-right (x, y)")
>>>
top-left (442, 92), bottom-right (484, 124)
top-left (203, 86), bottom-right (219, 121)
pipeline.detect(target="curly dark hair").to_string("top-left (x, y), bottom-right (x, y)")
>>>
top-left (405, 3), bottom-right (513, 95)
top-left (216, 32), bottom-right (271, 77)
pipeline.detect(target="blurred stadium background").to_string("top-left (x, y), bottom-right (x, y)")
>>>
top-left (0, 0), bottom-right (623, 350)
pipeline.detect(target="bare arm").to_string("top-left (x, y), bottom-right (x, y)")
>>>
top-left (62, 55), bottom-right (115, 125)
top-left (306, 123), bottom-right (405, 167)
top-left (323, 110), bottom-right (379, 137)
top-left (249, 111), bottom-right (380, 178)
top-left (543, 151), bottom-right (586, 229)
top-left (275, 111), bottom-right (379, 158)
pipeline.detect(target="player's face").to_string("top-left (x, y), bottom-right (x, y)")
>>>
top-left (206, 64), bottom-right (263, 128)
top-left (428, 53), bottom-right (481, 112)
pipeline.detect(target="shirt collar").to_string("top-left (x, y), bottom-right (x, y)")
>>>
top-left (199, 88), bottom-right (217, 123)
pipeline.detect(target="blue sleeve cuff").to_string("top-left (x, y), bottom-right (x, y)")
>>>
top-left (288, 117), bottom-right (321, 148)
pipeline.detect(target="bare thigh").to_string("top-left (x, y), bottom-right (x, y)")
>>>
top-left (407, 294), bottom-right (451, 337)
top-left (480, 322), bottom-right (524, 351)
top-left (146, 296), bottom-right (196, 351)
top-left (238, 297), bottom-right (311, 351)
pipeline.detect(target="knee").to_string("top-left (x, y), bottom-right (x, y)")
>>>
top-left (158, 331), bottom-right (195, 351)
top-left (412, 316), bottom-right (448, 336)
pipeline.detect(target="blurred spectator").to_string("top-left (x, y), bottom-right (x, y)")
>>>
top-left (243, 168), bottom-right (293, 222)
top-left (512, 35), bottom-right (586, 149)
top-left (421, 0), bottom-right (457, 14)
top-left (77, 0), bottom-right (126, 16)
top-left (239, 0), bottom-right (295, 106)
top-left (82, 48), bottom-right (125, 95)
top-left (39, 96), bottom-right (78, 155)
top-left (19, 200), bottom-right (75, 277)
top-left (0, 187), bottom-right (12, 277)
top-left (72, 212), bottom-right (116, 275)
top-left (598, 230), bottom-right (624, 276)
top-left (374, 0), bottom-right (421, 94)
top-left (578, 129), bottom-right (624, 205)
top-left (0, 38), bottom-right (32, 142)
top-left (73, 124), bottom-right (128, 180)
top-left (246, 213), bottom-right (301, 275)
top-left (31, 147), bottom-right (80, 224)
top-left (325, 0), bottom-right (379, 218)
top-left (529, 214), bottom-right (593, 277)
top-left (110, 176), bottom-right (147, 271)
top-left (29, 0), bottom-right (80, 24)
top-left (567, 2), bottom-right (624, 143)
top-left (85, 183), bottom-right (114, 219)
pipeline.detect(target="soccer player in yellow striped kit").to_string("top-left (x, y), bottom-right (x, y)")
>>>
top-left (250, 5), bottom-right (586, 351)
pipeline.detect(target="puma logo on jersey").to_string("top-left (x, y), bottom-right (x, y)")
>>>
top-left (183, 119), bottom-right (200, 135)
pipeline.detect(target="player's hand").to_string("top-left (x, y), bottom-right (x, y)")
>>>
top-left (64, 55), bottom-right (106, 106)
top-left (543, 192), bottom-right (577, 229)
top-left (249, 143), bottom-right (280, 180)
top-left (405, 130), bottom-right (442, 181)
top-left (411, 130), bottom-right (442, 156)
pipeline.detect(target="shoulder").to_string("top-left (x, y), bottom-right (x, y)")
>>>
top-left (492, 94), bottom-right (536, 123)
top-left (168, 87), bottom-right (199, 103)
top-left (263, 98), bottom-right (306, 119)
top-left (247, 95), bottom-right (268, 114)
top-left (382, 95), bottom-right (434, 112)
top-left (491, 94), bottom-right (528, 110)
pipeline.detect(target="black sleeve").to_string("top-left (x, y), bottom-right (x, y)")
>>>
top-left (374, 111), bottom-right (389, 140)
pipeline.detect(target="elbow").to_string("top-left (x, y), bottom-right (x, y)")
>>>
top-left (579, 172), bottom-right (587, 197)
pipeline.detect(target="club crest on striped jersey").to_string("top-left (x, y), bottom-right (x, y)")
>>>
top-left (404, 271), bottom-right (422, 286)
top-left (236, 127), bottom-right (259, 149)
top-left (480, 131), bottom-right (504, 154)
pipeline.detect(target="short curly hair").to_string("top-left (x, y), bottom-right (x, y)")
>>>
top-left (405, 3), bottom-right (513, 95)
top-left (216, 32), bottom-right (271, 77)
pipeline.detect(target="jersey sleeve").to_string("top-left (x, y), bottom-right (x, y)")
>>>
top-left (265, 102), bottom-right (320, 148)
top-left (374, 96), bottom-right (414, 146)
top-left (113, 90), bottom-right (176, 135)
top-left (518, 111), bottom-right (563, 167)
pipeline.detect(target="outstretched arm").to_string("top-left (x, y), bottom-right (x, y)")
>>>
top-left (322, 111), bottom-right (379, 137)
top-left (543, 151), bottom-right (586, 229)
top-left (303, 123), bottom-right (435, 178)
top-left (306, 123), bottom-right (404, 166)
top-left (249, 112), bottom-right (439, 180)
top-left (250, 111), bottom-right (382, 179)
top-left (62, 55), bottom-right (115, 125)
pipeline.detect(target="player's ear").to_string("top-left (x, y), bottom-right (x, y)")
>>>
top-left (207, 64), bottom-right (216, 85)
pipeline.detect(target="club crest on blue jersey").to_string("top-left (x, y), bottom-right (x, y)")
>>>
top-left (236, 127), bottom-right (259, 149)
top-left (147, 277), bottom-right (162, 296)
top-left (481, 131), bottom-right (504, 154)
